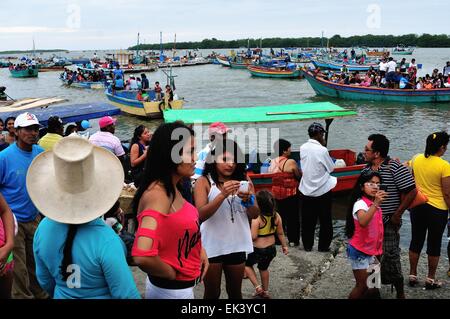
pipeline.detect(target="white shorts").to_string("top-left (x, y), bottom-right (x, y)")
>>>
top-left (145, 277), bottom-right (194, 299)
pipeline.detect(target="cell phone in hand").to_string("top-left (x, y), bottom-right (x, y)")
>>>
top-left (238, 181), bottom-right (249, 193)
top-left (379, 184), bottom-right (388, 192)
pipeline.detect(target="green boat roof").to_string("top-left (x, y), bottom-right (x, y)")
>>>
top-left (164, 102), bottom-right (356, 124)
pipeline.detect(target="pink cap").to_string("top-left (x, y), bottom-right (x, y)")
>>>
top-left (208, 122), bottom-right (229, 136)
top-left (98, 116), bottom-right (117, 129)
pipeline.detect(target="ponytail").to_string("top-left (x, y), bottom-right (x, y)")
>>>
top-left (60, 224), bottom-right (78, 281)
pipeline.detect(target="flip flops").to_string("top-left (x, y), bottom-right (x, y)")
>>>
top-left (408, 274), bottom-right (419, 287)
top-left (425, 277), bottom-right (442, 290)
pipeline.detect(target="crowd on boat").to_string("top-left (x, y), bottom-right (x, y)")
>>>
top-left (316, 59), bottom-right (450, 89)
top-left (0, 111), bottom-right (449, 300)
top-left (60, 68), bottom-right (109, 84)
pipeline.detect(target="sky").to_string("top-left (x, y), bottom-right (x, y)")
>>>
top-left (0, 0), bottom-right (449, 51)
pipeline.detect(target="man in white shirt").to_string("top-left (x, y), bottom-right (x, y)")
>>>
top-left (378, 58), bottom-right (388, 77)
top-left (386, 57), bottom-right (398, 88)
top-left (89, 116), bottom-right (125, 162)
top-left (299, 122), bottom-right (337, 252)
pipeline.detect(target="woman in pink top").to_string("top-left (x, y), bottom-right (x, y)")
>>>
top-left (0, 194), bottom-right (15, 299)
top-left (131, 122), bottom-right (209, 299)
top-left (345, 171), bottom-right (386, 299)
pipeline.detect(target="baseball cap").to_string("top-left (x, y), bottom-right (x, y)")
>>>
top-left (308, 122), bottom-right (327, 136)
top-left (98, 116), bottom-right (117, 129)
top-left (14, 112), bottom-right (41, 128)
top-left (208, 122), bottom-right (230, 136)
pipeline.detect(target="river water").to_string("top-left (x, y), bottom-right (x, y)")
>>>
top-left (1, 47), bottom-right (449, 253)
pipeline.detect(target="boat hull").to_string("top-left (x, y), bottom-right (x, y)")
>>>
top-left (247, 66), bottom-right (302, 78)
top-left (9, 68), bottom-right (39, 78)
top-left (302, 71), bottom-right (450, 103)
top-left (61, 79), bottom-right (106, 89)
top-left (216, 56), bottom-right (231, 67)
top-left (105, 90), bottom-right (183, 118)
top-left (312, 60), bottom-right (378, 72)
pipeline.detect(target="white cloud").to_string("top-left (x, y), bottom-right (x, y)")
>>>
top-left (0, 26), bottom-right (77, 34)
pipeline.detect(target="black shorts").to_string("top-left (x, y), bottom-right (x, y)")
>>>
top-left (208, 252), bottom-right (246, 265)
top-left (245, 245), bottom-right (277, 271)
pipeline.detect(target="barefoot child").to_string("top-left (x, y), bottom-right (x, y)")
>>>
top-left (345, 171), bottom-right (386, 299)
top-left (245, 190), bottom-right (288, 299)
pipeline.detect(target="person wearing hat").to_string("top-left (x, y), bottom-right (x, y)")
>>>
top-left (192, 122), bottom-right (230, 182)
top-left (299, 122), bottom-right (336, 252)
top-left (30, 137), bottom-right (140, 299)
top-left (89, 116), bottom-right (125, 162)
top-left (38, 116), bottom-right (64, 151)
top-left (0, 112), bottom-right (48, 299)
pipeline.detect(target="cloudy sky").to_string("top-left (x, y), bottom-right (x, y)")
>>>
top-left (0, 0), bottom-right (448, 51)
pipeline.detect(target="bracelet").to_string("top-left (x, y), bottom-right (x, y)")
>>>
top-left (240, 194), bottom-right (255, 208)
top-left (372, 203), bottom-right (379, 208)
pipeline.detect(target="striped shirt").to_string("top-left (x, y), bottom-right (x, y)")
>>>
top-left (362, 157), bottom-right (416, 215)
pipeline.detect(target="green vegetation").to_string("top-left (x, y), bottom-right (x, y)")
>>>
top-left (0, 49), bottom-right (67, 54)
top-left (129, 34), bottom-right (450, 50)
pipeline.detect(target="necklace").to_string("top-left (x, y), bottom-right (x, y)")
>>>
top-left (226, 196), bottom-right (235, 223)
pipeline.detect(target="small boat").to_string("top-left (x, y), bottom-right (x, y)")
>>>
top-left (61, 79), bottom-right (108, 90)
top-left (216, 56), bottom-right (231, 67)
top-left (392, 45), bottom-right (414, 55)
top-left (0, 61), bottom-right (12, 68)
top-left (163, 102), bottom-right (364, 193)
top-left (105, 89), bottom-right (183, 118)
top-left (9, 66), bottom-right (39, 78)
top-left (312, 59), bottom-right (378, 72)
top-left (302, 70), bottom-right (450, 103)
top-left (366, 49), bottom-right (389, 57)
top-left (247, 65), bottom-right (303, 79)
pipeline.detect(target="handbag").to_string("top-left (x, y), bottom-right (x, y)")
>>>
top-left (401, 187), bottom-right (428, 209)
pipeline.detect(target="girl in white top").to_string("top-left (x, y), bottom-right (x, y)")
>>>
top-left (194, 138), bottom-right (259, 299)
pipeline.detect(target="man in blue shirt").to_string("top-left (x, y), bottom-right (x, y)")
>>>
top-left (0, 112), bottom-right (47, 299)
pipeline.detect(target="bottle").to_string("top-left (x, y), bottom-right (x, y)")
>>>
top-left (260, 157), bottom-right (271, 174)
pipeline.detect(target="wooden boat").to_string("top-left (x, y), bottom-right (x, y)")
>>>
top-left (366, 49), bottom-right (389, 57)
top-left (61, 79), bottom-right (108, 90)
top-left (0, 97), bottom-right (67, 112)
top-left (312, 59), bottom-right (378, 72)
top-left (216, 56), bottom-right (231, 67)
top-left (247, 149), bottom-right (365, 193)
top-left (392, 45), bottom-right (414, 55)
top-left (9, 66), bottom-right (39, 78)
top-left (247, 65), bottom-right (303, 79)
top-left (105, 88), bottom-right (183, 118)
top-left (163, 102), bottom-right (364, 193)
top-left (302, 70), bottom-right (450, 103)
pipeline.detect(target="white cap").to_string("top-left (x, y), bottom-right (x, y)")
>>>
top-left (14, 112), bottom-right (41, 128)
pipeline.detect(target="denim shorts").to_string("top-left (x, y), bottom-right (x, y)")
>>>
top-left (347, 244), bottom-right (375, 270)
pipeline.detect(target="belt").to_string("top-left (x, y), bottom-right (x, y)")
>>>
top-left (149, 275), bottom-right (201, 290)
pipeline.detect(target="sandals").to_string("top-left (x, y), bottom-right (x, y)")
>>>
top-left (408, 274), bottom-right (419, 287)
top-left (252, 285), bottom-right (264, 298)
top-left (425, 278), bottom-right (442, 290)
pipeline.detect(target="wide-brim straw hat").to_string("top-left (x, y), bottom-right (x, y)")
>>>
top-left (26, 136), bottom-right (124, 224)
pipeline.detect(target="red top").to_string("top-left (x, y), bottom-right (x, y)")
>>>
top-left (131, 201), bottom-right (202, 281)
top-left (349, 196), bottom-right (384, 256)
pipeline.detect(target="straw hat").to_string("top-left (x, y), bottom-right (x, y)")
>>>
top-left (26, 136), bottom-right (124, 224)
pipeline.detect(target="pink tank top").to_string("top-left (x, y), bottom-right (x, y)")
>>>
top-left (131, 201), bottom-right (202, 281)
top-left (349, 196), bottom-right (384, 256)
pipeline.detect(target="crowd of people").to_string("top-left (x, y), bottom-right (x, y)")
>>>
top-left (0, 112), bottom-right (448, 300)
top-left (319, 60), bottom-right (450, 90)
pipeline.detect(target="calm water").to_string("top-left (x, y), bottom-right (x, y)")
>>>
top-left (1, 48), bottom-right (449, 253)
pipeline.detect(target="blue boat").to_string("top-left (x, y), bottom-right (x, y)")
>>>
top-left (0, 102), bottom-right (120, 125)
top-left (312, 59), bottom-right (378, 72)
top-left (302, 70), bottom-right (450, 103)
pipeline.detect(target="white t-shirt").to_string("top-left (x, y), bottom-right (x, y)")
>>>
top-left (352, 199), bottom-right (370, 220)
top-left (379, 62), bottom-right (388, 72)
top-left (387, 61), bottom-right (397, 73)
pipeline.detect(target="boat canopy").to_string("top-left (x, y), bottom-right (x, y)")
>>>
top-left (164, 102), bottom-right (356, 125)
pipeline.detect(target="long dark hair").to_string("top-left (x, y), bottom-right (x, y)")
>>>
top-left (203, 138), bottom-right (246, 184)
top-left (60, 224), bottom-right (78, 281)
top-left (256, 190), bottom-right (276, 231)
top-left (345, 171), bottom-right (382, 239)
top-left (132, 122), bottom-right (194, 215)
top-left (131, 125), bottom-right (146, 146)
top-left (424, 131), bottom-right (449, 158)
